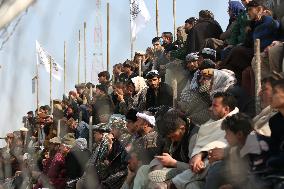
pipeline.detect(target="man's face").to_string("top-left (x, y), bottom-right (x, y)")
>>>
top-left (186, 61), bottom-right (199, 71)
top-left (167, 125), bottom-right (185, 142)
top-left (98, 76), bottom-right (107, 84)
top-left (126, 83), bottom-right (135, 96)
top-left (247, 7), bottom-right (259, 20)
top-left (210, 97), bottom-right (229, 120)
top-left (241, 0), bottom-right (251, 6)
top-left (147, 77), bottom-right (161, 89)
top-left (67, 107), bottom-right (73, 115)
top-left (184, 23), bottom-right (193, 33)
top-left (224, 129), bottom-right (239, 146)
top-left (94, 131), bottom-right (103, 143)
top-left (113, 67), bottom-right (120, 76)
top-left (95, 88), bottom-right (104, 96)
top-left (128, 153), bottom-right (140, 172)
top-left (76, 88), bottom-right (83, 95)
top-left (135, 117), bottom-right (147, 135)
top-left (162, 35), bottom-right (170, 45)
top-left (259, 82), bottom-right (273, 109)
top-left (271, 86), bottom-right (284, 109)
top-left (126, 120), bottom-right (137, 134)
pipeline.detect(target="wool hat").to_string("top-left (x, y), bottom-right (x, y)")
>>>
top-left (93, 123), bottom-right (111, 133)
top-left (200, 48), bottom-right (216, 61)
top-left (49, 137), bottom-right (61, 144)
top-left (146, 70), bottom-right (160, 79)
top-left (186, 52), bottom-right (199, 62)
top-left (62, 133), bottom-right (76, 147)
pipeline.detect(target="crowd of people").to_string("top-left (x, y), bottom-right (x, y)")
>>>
top-left (1, 0), bottom-right (284, 188)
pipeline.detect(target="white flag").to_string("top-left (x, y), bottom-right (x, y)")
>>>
top-left (130, 0), bottom-right (151, 41)
top-left (36, 40), bottom-right (63, 81)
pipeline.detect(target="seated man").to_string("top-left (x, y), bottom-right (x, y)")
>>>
top-left (145, 70), bottom-right (173, 110)
top-left (267, 79), bottom-right (284, 169)
top-left (133, 107), bottom-right (196, 189)
top-left (155, 92), bottom-right (239, 189)
top-left (205, 113), bottom-right (271, 189)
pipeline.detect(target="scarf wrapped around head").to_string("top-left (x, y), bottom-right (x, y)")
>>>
top-left (131, 76), bottom-right (147, 94)
top-left (75, 138), bottom-right (88, 150)
top-left (210, 69), bottom-right (237, 97)
top-left (229, 1), bottom-right (245, 18)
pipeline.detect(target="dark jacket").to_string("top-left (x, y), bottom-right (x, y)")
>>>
top-left (65, 147), bottom-right (91, 180)
top-left (146, 82), bottom-right (173, 109)
top-left (187, 19), bottom-right (223, 53)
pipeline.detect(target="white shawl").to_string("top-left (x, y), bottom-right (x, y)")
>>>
top-left (191, 107), bottom-right (239, 157)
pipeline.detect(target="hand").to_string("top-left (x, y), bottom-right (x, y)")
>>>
top-left (117, 93), bottom-right (124, 102)
top-left (190, 153), bottom-right (205, 173)
top-left (155, 153), bottom-right (177, 167)
top-left (126, 166), bottom-right (136, 185)
top-left (208, 148), bottom-right (224, 164)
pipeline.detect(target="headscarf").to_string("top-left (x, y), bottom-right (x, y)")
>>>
top-left (229, 1), bottom-right (245, 18)
top-left (210, 69), bottom-right (237, 97)
top-left (131, 76), bottom-right (147, 94)
top-left (75, 138), bottom-right (88, 150)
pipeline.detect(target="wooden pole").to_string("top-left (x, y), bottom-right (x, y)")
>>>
top-left (89, 116), bottom-right (93, 152)
top-left (49, 56), bottom-right (52, 111)
top-left (129, 0), bottom-right (134, 59)
top-left (138, 59), bottom-right (142, 77)
top-left (172, 78), bottom-right (177, 108)
top-left (84, 22), bottom-right (87, 83)
top-left (36, 59), bottom-right (39, 113)
top-left (173, 0), bottom-right (176, 41)
top-left (254, 39), bottom-right (261, 114)
top-left (64, 41), bottom-right (66, 94)
top-left (155, 0), bottom-right (160, 37)
top-left (78, 30), bottom-right (81, 84)
top-left (107, 3), bottom-right (110, 72)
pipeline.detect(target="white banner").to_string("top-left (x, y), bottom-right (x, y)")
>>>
top-left (36, 40), bottom-right (63, 81)
top-left (130, 0), bottom-right (151, 41)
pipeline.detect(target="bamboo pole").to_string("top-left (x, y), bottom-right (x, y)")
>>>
top-left (89, 116), bottom-right (93, 152)
top-left (155, 0), bottom-right (160, 37)
top-left (49, 55), bottom-right (52, 111)
top-left (78, 30), bottom-right (81, 84)
top-left (172, 78), bottom-right (177, 108)
top-left (84, 22), bottom-right (87, 83)
top-left (254, 39), bottom-right (261, 114)
top-left (107, 3), bottom-right (110, 72)
top-left (36, 59), bottom-right (39, 113)
top-left (64, 41), bottom-right (66, 94)
top-left (173, 0), bottom-right (176, 41)
top-left (138, 59), bottom-right (142, 77)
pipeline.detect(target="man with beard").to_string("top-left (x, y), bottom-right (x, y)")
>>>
top-left (153, 92), bottom-right (239, 189)
top-left (145, 70), bottom-right (173, 110)
top-left (170, 17), bottom-right (198, 60)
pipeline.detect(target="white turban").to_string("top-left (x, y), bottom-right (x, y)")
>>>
top-left (136, 112), bottom-right (156, 127)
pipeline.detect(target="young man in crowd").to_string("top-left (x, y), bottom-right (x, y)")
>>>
top-left (267, 79), bottom-right (284, 169)
top-left (145, 70), bottom-right (173, 110)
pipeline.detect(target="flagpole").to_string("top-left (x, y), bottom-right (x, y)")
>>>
top-left (107, 3), bottom-right (110, 72)
top-left (173, 0), bottom-right (176, 41)
top-left (49, 55), bottom-right (52, 112)
top-left (64, 41), bottom-right (66, 94)
top-left (129, 0), bottom-right (134, 59)
top-left (78, 30), bottom-right (81, 84)
top-left (155, 0), bottom-right (160, 37)
top-left (84, 22), bottom-right (87, 83)
top-left (35, 53), bottom-right (39, 113)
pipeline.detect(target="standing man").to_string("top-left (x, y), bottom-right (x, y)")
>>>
top-left (145, 70), bottom-right (173, 110)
